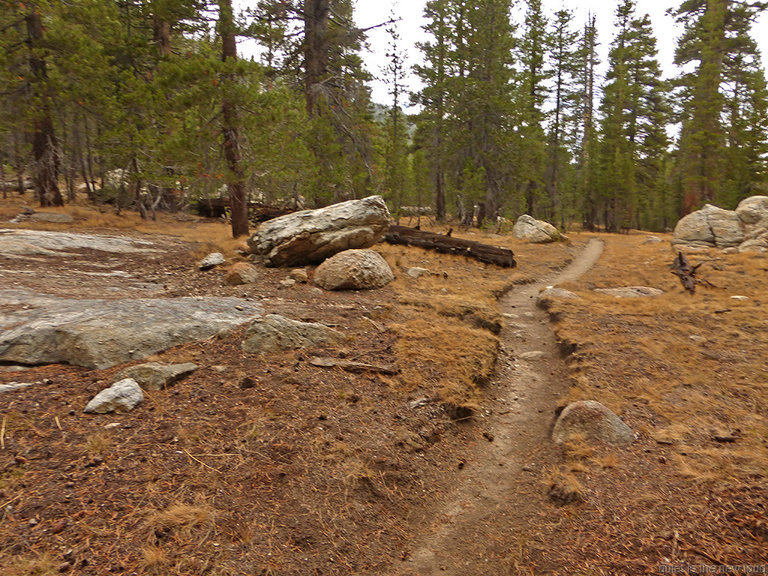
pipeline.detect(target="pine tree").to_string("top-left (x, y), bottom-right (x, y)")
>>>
top-left (546, 7), bottom-right (581, 228)
top-left (514, 0), bottom-right (550, 217)
top-left (414, 0), bottom-right (450, 220)
top-left (596, 0), bottom-right (669, 231)
top-left (672, 0), bottom-right (768, 212)
top-left (576, 13), bottom-right (600, 231)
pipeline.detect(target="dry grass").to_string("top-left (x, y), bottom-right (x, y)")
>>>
top-left (3, 553), bottom-right (57, 576)
top-left (377, 228), bottom-right (573, 414)
top-left (549, 233), bottom-right (768, 483)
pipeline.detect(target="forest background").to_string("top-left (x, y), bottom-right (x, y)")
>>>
top-left (1, 0), bottom-right (767, 237)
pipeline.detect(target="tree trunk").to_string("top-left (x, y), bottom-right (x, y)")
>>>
top-left (304, 0), bottom-right (329, 117)
top-left (218, 0), bottom-right (249, 238)
top-left (26, 11), bottom-right (63, 207)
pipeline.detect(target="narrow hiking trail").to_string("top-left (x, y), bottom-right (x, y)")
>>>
top-left (396, 238), bottom-right (605, 576)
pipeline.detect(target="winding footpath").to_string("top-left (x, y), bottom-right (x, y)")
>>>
top-left (397, 238), bottom-right (605, 575)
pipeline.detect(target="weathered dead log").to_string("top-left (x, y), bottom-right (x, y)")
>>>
top-left (196, 198), bottom-right (296, 222)
top-left (383, 225), bottom-right (516, 268)
top-left (671, 251), bottom-right (714, 294)
top-left (309, 356), bottom-right (399, 375)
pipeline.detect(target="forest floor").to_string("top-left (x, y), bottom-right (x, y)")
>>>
top-left (0, 197), bottom-right (766, 576)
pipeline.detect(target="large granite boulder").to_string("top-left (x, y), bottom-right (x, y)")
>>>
top-left (552, 400), bottom-right (635, 446)
top-left (247, 196), bottom-right (391, 267)
top-left (313, 249), bottom-right (394, 291)
top-left (512, 215), bottom-right (565, 243)
top-left (673, 197), bottom-right (768, 250)
top-left (0, 289), bottom-right (262, 369)
top-left (242, 314), bottom-right (345, 354)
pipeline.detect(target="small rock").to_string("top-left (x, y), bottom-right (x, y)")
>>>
top-left (199, 252), bottom-right (226, 270)
top-left (84, 379), bottom-right (144, 414)
top-left (280, 278), bottom-right (296, 289)
top-left (689, 335), bottom-right (707, 343)
top-left (0, 382), bottom-right (35, 394)
top-left (642, 235), bottom-right (663, 244)
top-left (116, 362), bottom-right (198, 391)
top-left (242, 314), bottom-right (345, 354)
top-left (408, 397), bottom-right (429, 409)
top-left (731, 295), bottom-right (749, 301)
top-left (536, 287), bottom-right (579, 309)
top-left (519, 351), bottom-right (544, 360)
top-left (552, 400), bottom-right (635, 446)
top-left (407, 267), bottom-right (431, 278)
top-left (224, 262), bottom-right (259, 286)
top-left (594, 286), bottom-right (664, 298)
top-left (289, 268), bottom-right (309, 283)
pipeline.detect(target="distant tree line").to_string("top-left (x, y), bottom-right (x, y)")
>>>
top-left (1, 0), bottom-right (767, 236)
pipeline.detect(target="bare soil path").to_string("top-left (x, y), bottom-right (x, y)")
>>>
top-left (397, 238), bottom-right (604, 575)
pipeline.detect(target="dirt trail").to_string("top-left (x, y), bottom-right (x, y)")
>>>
top-left (396, 238), bottom-right (604, 575)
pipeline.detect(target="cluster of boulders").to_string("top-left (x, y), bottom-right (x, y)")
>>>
top-left (673, 195), bottom-right (768, 252)
top-left (200, 195), bottom-right (396, 292)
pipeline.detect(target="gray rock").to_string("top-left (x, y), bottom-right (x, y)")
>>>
top-left (0, 229), bottom-right (157, 255)
top-left (199, 252), bottom-right (226, 270)
top-left (116, 362), bottom-right (198, 391)
top-left (512, 215), bottom-right (566, 243)
top-left (643, 235), bottom-right (663, 244)
top-left (279, 278), bottom-right (296, 288)
top-left (84, 378), bottom-right (144, 414)
top-left (552, 400), bottom-right (635, 446)
top-left (29, 212), bottom-right (75, 224)
top-left (0, 382), bottom-right (36, 394)
top-left (594, 286), bottom-right (664, 298)
top-left (735, 195), bottom-right (768, 226)
top-left (247, 196), bottom-right (391, 267)
top-left (224, 262), bottom-right (259, 285)
top-left (0, 289), bottom-right (262, 369)
top-left (242, 314), bottom-right (345, 354)
top-left (536, 287), bottom-right (579, 310)
top-left (289, 268), bottom-right (309, 283)
top-left (407, 267), bottom-right (431, 278)
top-left (673, 204), bottom-right (744, 248)
top-left (519, 351), bottom-right (545, 360)
top-left (313, 249), bottom-right (394, 291)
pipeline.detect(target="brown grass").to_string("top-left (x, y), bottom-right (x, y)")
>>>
top-left (550, 233), bottom-right (768, 483)
top-left (377, 229), bottom-right (573, 414)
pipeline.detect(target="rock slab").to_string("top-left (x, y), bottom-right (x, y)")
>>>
top-left (247, 196), bottom-right (391, 267)
top-left (512, 215), bottom-right (566, 243)
top-left (0, 289), bottom-right (262, 369)
top-left (552, 400), bottom-right (635, 446)
top-left (594, 286), bottom-right (664, 298)
top-left (116, 362), bottom-right (198, 391)
top-left (313, 249), bottom-right (394, 291)
top-left (0, 228), bottom-right (158, 256)
top-left (84, 379), bottom-right (144, 414)
top-left (242, 314), bottom-right (344, 354)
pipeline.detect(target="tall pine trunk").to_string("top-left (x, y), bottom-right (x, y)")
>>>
top-left (26, 11), bottom-right (63, 207)
top-left (218, 0), bottom-right (249, 238)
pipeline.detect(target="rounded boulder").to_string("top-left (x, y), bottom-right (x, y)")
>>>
top-left (313, 249), bottom-right (394, 291)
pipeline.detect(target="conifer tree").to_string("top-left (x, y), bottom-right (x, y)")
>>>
top-left (672, 0), bottom-right (768, 212)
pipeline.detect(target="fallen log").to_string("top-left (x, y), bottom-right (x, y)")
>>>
top-left (309, 356), bottom-right (399, 375)
top-left (196, 197), bottom-right (296, 222)
top-left (383, 225), bottom-right (516, 268)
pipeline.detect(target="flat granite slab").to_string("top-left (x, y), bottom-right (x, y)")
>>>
top-left (0, 289), bottom-right (263, 369)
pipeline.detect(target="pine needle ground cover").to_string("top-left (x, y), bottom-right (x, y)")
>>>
top-left (0, 204), bottom-right (573, 576)
top-left (532, 232), bottom-right (768, 572)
